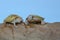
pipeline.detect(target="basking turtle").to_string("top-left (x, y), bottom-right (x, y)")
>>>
top-left (25, 15), bottom-right (45, 25)
top-left (4, 14), bottom-right (23, 27)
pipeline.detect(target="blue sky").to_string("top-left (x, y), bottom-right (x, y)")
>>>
top-left (0, 0), bottom-right (60, 23)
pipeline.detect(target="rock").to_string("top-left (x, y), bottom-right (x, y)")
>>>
top-left (0, 23), bottom-right (26, 40)
top-left (0, 21), bottom-right (60, 40)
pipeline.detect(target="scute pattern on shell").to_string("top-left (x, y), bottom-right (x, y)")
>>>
top-left (4, 14), bottom-right (22, 23)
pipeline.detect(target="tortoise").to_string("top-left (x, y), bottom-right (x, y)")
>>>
top-left (4, 14), bottom-right (23, 27)
top-left (25, 15), bottom-right (45, 25)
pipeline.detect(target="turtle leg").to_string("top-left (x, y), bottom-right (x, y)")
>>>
top-left (13, 22), bottom-right (16, 27)
top-left (13, 21), bottom-right (18, 28)
top-left (12, 19), bottom-right (18, 28)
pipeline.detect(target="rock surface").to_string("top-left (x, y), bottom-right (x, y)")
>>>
top-left (0, 22), bottom-right (60, 40)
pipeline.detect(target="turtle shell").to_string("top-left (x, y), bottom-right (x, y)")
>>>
top-left (4, 14), bottom-right (22, 23)
top-left (26, 15), bottom-right (44, 23)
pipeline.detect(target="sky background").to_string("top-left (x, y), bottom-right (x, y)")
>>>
top-left (0, 0), bottom-right (60, 23)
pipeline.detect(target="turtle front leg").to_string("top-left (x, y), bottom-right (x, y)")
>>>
top-left (13, 22), bottom-right (16, 28)
top-left (12, 19), bottom-right (18, 28)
